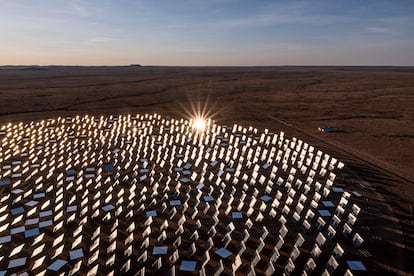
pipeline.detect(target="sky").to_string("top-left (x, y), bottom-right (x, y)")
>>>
top-left (1, 0), bottom-right (414, 66)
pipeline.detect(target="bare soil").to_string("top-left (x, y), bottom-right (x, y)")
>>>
top-left (0, 66), bottom-right (413, 274)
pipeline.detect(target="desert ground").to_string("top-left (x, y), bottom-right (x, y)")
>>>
top-left (0, 66), bottom-right (413, 274)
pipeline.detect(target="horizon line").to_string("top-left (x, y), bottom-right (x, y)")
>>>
top-left (1, 64), bottom-right (414, 68)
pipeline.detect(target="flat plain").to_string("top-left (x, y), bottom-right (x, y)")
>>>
top-left (0, 66), bottom-right (413, 274)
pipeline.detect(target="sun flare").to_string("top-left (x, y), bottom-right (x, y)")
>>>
top-left (193, 117), bottom-right (206, 131)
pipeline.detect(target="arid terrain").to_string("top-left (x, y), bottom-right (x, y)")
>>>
top-left (0, 66), bottom-right (413, 274)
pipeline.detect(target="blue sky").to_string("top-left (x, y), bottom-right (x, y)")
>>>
top-left (1, 0), bottom-right (413, 65)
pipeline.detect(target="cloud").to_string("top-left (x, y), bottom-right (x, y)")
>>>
top-left (181, 48), bottom-right (209, 53)
top-left (208, 2), bottom-right (350, 29)
top-left (87, 37), bottom-right (123, 44)
top-left (366, 26), bottom-right (393, 34)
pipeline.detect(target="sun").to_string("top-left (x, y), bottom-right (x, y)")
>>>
top-left (193, 117), bottom-right (206, 131)
top-left (179, 92), bottom-right (224, 133)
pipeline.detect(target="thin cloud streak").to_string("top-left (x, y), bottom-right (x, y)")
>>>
top-left (366, 27), bottom-right (393, 34)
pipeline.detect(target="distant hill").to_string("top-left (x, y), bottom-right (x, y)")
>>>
top-left (0, 66), bottom-right (49, 71)
top-left (19, 66), bottom-right (49, 71)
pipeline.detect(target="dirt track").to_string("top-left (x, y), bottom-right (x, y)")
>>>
top-left (0, 66), bottom-right (413, 273)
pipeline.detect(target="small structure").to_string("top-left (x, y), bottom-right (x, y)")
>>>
top-left (318, 127), bottom-right (339, 132)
